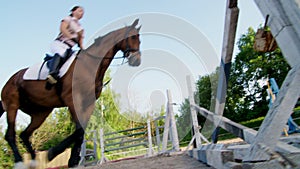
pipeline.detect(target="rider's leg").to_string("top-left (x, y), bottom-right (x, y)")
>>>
top-left (47, 54), bottom-right (62, 84)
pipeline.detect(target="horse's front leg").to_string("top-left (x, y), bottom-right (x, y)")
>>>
top-left (4, 106), bottom-right (23, 166)
top-left (68, 123), bottom-right (85, 167)
top-left (68, 104), bottom-right (95, 168)
top-left (47, 104), bottom-right (94, 168)
top-left (5, 121), bottom-right (23, 163)
top-left (47, 125), bottom-right (84, 162)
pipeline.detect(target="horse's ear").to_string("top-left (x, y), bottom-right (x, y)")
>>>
top-left (137, 25), bottom-right (142, 32)
top-left (131, 19), bottom-right (139, 28)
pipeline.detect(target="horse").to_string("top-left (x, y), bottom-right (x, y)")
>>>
top-left (0, 19), bottom-right (141, 168)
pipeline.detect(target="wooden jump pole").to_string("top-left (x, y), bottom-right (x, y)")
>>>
top-left (212, 0), bottom-right (239, 143)
top-left (243, 0), bottom-right (300, 162)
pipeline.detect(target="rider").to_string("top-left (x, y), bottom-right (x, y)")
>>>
top-left (46, 6), bottom-right (84, 87)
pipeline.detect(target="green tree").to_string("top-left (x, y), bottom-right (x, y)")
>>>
top-left (225, 27), bottom-right (290, 121)
top-left (195, 68), bottom-right (219, 112)
top-left (176, 99), bottom-right (192, 142)
top-left (176, 26), bottom-right (291, 143)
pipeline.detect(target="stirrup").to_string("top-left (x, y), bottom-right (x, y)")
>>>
top-left (47, 75), bottom-right (58, 84)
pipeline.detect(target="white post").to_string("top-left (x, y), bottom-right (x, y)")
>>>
top-left (154, 120), bottom-right (161, 152)
top-left (98, 128), bottom-right (108, 165)
top-left (186, 75), bottom-right (202, 148)
top-left (79, 137), bottom-right (86, 165)
top-left (167, 89), bottom-right (180, 151)
top-left (92, 130), bottom-right (98, 161)
top-left (147, 119), bottom-right (153, 156)
top-left (162, 110), bottom-right (171, 152)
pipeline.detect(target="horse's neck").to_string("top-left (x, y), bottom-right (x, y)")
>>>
top-left (79, 30), bottom-right (123, 97)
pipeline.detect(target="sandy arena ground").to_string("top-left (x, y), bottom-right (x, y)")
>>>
top-left (85, 153), bottom-right (214, 169)
top-left (80, 138), bottom-right (246, 169)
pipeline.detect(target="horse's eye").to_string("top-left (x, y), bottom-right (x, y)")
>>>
top-left (131, 35), bottom-right (137, 40)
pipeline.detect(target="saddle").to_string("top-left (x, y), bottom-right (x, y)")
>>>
top-left (23, 50), bottom-right (77, 80)
top-left (45, 48), bottom-right (73, 69)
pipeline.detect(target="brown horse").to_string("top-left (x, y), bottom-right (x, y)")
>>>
top-left (0, 19), bottom-right (141, 168)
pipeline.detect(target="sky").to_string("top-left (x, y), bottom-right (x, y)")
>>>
top-left (0, 1), bottom-right (264, 130)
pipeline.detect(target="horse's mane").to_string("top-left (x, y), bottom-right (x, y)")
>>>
top-left (89, 26), bottom-right (129, 49)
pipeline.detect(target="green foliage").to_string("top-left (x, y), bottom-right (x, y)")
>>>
top-left (0, 126), bottom-right (14, 169)
top-left (176, 99), bottom-right (192, 142)
top-left (176, 69), bottom-right (220, 142)
top-left (0, 126), bottom-right (28, 169)
top-left (31, 108), bottom-right (75, 151)
top-left (176, 26), bottom-right (291, 143)
top-left (226, 27), bottom-right (290, 121)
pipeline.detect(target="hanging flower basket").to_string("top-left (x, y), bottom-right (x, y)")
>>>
top-left (253, 15), bottom-right (277, 52)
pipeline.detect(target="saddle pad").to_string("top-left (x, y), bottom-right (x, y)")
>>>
top-left (23, 53), bottom-right (76, 80)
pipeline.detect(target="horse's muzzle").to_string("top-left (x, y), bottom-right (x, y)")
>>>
top-left (128, 51), bottom-right (141, 66)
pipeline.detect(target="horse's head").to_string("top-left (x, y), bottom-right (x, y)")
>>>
top-left (120, 19), bottom-right (141, 66)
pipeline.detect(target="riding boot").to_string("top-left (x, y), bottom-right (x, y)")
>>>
top-left (46, 54), bottom-right (62, 90)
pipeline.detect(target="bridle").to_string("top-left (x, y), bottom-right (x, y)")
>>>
top-left (77, 27), bottom-right (140, 90)
top-left (123, 27), bottom-right (139, 58)
top-left (82, 27), bottom-right (140, 65)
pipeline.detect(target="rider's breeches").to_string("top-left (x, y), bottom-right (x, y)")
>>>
top-left (50, 40), bottom-right (71, 58)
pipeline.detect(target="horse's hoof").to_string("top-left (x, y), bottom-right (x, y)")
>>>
top-left (47, 147), bottom-right (55, 161)
top-left (14, 162), bottom-right (28, 169)
top-left (29, 160), bottom-right (38, 169)
top-left (68, 156), bottom-right (81, 168)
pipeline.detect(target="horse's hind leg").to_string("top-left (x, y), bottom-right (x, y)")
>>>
top-left (20, 110), bottom-right (51, 162)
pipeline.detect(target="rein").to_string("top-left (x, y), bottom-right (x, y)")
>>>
top-left (81, 49), bottom-right (129, 66)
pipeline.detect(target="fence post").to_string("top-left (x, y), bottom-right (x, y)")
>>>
top-left (92, 130), bottom-right (98, 161)
top-left (79, 137), bottom-right (86, 165)
top-left (162, 109), bottom-right (171, 152)
top-left (167, 89), bottom-right (180, 151)
top-left (98, 128), bottom-right (108, 164)
top-left (186, 75), bottom-right (202, 149)
top-left (147, 119), bottom-right (153, 156)
top-left (154, 119), bottom-right (161, 152)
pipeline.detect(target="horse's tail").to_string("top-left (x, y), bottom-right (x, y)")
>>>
top-left (0, 101), bottom-right (4, 118)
